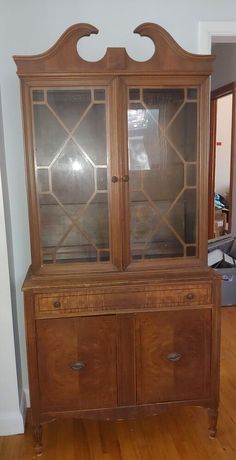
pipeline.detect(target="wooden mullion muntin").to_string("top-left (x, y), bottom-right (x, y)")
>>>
top-left (121, 75), bottom-right (209, 271)
top-left (20, 76), bottom-right (123, 274)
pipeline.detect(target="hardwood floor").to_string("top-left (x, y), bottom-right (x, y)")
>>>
top-left (1, 307), bottom-right (236, 460)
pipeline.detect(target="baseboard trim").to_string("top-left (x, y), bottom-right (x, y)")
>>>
top-left (0, 390), bottom-right (26, 436)
top-left (20, 389), bottom-right (27, 426)
top-left (24, 388), bottom-right (30, 408)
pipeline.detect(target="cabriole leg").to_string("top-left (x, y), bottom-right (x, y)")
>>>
top-left (34, 424), bottom-right (43, 456)
top-left (208, 407), bottom-right (218, 438)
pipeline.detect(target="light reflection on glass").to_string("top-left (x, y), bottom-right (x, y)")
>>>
top-left (128, 109), bottom-right (148, 130)
top-left (71, 159), bottom-right (83, 172)
top-left (129, 136), bottom-right (150, 170)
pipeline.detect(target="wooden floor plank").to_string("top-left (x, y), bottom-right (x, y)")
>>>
top-left (1, 307), bottom-right (236, 460)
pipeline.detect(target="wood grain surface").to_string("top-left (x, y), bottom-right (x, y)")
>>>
top-left (0, 306), bottom-right (235, 460)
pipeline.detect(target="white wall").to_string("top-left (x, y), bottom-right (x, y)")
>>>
top-left (212, 43), bottom-right (236, 90)
top-left (0, 0), bottom-right (236, 434)
top-left (0, 90), bottom-right (25, 434)
top-left (0, 178), bottom-right (24, 435)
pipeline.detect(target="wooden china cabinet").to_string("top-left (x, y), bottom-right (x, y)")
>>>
top-left (14, 23), bottom-right (221, 454)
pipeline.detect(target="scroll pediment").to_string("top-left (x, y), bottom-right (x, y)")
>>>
top-left (14, 22), bottom-right (214, 76)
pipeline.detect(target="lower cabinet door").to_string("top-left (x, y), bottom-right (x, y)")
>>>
top-left (36, 315), bottom-right (117, 411)
top-left (135, 309), bottom-right (212, 404)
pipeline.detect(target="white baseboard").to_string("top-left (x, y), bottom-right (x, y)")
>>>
top-left (20, 389), bottom-right (27, 425)
top-left (0, 389), bottom-right (27, 436)
top-left (24, 387), bottom-right (30, 408)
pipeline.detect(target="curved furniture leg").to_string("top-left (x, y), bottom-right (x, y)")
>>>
top-left (34, 424), bottom-right (43, 456)
top-left (208, 407), bottom-right (218, 438)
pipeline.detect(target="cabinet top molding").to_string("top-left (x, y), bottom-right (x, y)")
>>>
top-left (13, 22), bottom-right (214, 77)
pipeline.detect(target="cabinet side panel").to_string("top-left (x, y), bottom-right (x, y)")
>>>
top-left (24, 293), bottom-right (41, 424)
top-left (210, 277), bottom-right (221, 407)
top-left (21, 83), bottom-right (42, 271)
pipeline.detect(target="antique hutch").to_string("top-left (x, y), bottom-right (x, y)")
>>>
top-left (14, 23), bottom-right (221, 454)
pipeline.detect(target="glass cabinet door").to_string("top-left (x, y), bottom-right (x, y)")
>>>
top-left (32, 87), bottom-right (110, 264)
top-left (127, 87), bottom-right (198, 262)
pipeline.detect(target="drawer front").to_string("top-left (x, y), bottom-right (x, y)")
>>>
top-left (35, 282), bottom-right (212, 317)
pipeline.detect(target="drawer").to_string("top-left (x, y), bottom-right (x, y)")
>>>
top-left (147, 285), bottom-right (212, 307)
top-left (35, 282), bottom-right (212, 317)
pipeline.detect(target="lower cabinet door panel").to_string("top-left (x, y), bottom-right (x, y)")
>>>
top-left (135, 309), bottom-right (212, 404)
top-left (36, 308), bottom-right (212, 413)
top-left (36, 315), bottom-right (117, 411)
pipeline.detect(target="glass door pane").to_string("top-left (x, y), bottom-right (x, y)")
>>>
top-left (32, 88), bottom-right (110, 264)
top-left (128, 87), bottom-right (198, 261)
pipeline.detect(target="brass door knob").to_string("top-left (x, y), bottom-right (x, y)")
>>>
top-left (111, 176), bottom-right (119, 183)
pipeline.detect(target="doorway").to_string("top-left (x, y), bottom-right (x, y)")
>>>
top-left (208, 82), bottom-right (235, 239)
top-left (198, 22), bottom-right (236, 241)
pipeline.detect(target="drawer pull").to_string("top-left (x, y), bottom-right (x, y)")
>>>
top-left (70, 361), bottom-right (86, 371)
top-left (53, 301), bottom-right (61, 309)
top-left (186, 293), bottom-right (194, 300)
top-left (167, 352), bottom-right (182, 362)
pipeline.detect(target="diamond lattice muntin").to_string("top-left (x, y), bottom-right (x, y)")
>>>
top-left (128, 87), bottom-right (198, 260)
top-left (32, 88), bottom-right (110, 263)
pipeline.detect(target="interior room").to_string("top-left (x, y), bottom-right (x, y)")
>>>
top-left (0, 1), bottom-right (236, 459)
top-left (209, 43), bottom-right (236, 240)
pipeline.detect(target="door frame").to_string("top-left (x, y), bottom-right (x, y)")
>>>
top-left (198, 21), bottom-right (236, 240)
top-left (198, 22), bottom-right (236, 54)
top-left (208, 82), bottom-right (236, 238)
